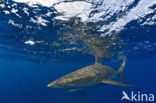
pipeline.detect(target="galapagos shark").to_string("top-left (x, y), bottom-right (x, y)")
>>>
top-left (47, 57), bottom-right (132, 92)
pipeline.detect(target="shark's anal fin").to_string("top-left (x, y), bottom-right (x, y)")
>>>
top-left (67, 89), bottom-right (78, 92)
top-left (68, 89), bottom-right (86, 95)
top-left (101, 79), bottom-right (132, 87)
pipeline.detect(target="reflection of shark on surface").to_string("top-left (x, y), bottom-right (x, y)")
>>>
top-left (47, 56), bottom-right (132, 92)
top-left (47, 14), bottom-right (132, 92)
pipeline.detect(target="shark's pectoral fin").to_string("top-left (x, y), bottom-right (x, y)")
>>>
top-left (101, 79), bottom-right (132, 86)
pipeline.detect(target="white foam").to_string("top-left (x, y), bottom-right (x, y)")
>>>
top-left (25, 40), bottom-right (35, 45)
top-left (3, 10), bottom-right (10, 14)
top-left (10, 0), bottom-right (156, 35)
top-left (13, 0), bottom-right (63, 7)
top-left (100, 0), bottom-right (156, 36)
top-left (30, 16), bottom-right (49, 26)
top-left (54, 1), bottom-right (92, 22)
top-left (8, 19), bottom-right (22, 28)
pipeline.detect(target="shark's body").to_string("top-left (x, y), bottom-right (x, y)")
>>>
top-left (47, 57), bottom-right (131, 92)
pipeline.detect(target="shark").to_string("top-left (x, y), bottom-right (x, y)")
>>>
top-left (47, 57), bottom-right (132, 92)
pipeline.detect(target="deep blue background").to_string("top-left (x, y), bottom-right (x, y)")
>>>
top-left (0, 0), bottom-right (156, 103)
top-left (0, 56), bottom-right (155, 103)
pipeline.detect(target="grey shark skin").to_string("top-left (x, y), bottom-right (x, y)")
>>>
top-left (47, 58), bottom-right (132, 92)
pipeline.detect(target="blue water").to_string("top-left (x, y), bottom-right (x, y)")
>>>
top-left (0, 57), bottom-right (156, 103)
top-left (0, 0), bottom-right (156, 103)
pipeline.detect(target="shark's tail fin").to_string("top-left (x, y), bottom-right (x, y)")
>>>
top-left (118, 57), bottom-right (127, 80)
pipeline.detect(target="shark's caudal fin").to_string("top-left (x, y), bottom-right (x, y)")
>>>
top-left (101, 79), bottom-right (132, 86)
top-left (118, 57), bottom-right (127, 80)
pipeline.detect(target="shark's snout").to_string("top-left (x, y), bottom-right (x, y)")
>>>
top-left (47, 81), bottom-right (65, 88)
top-left (47, 81), bottom-right (57, 87)
top-left (47, 80), bottom-right (75, 91)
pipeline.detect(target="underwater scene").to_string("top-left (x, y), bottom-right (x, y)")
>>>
top-left (0, 0), bottom-right (156, 103)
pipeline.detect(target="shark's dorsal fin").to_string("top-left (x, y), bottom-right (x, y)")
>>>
top-left (118, 57), bottom-right (127, 73)
top-left (95, 56), bottom-right (103, 64)
top-left (118, 57), bottom-right (127, 80)
top-left (101, 79), bottom-right (132, 86)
